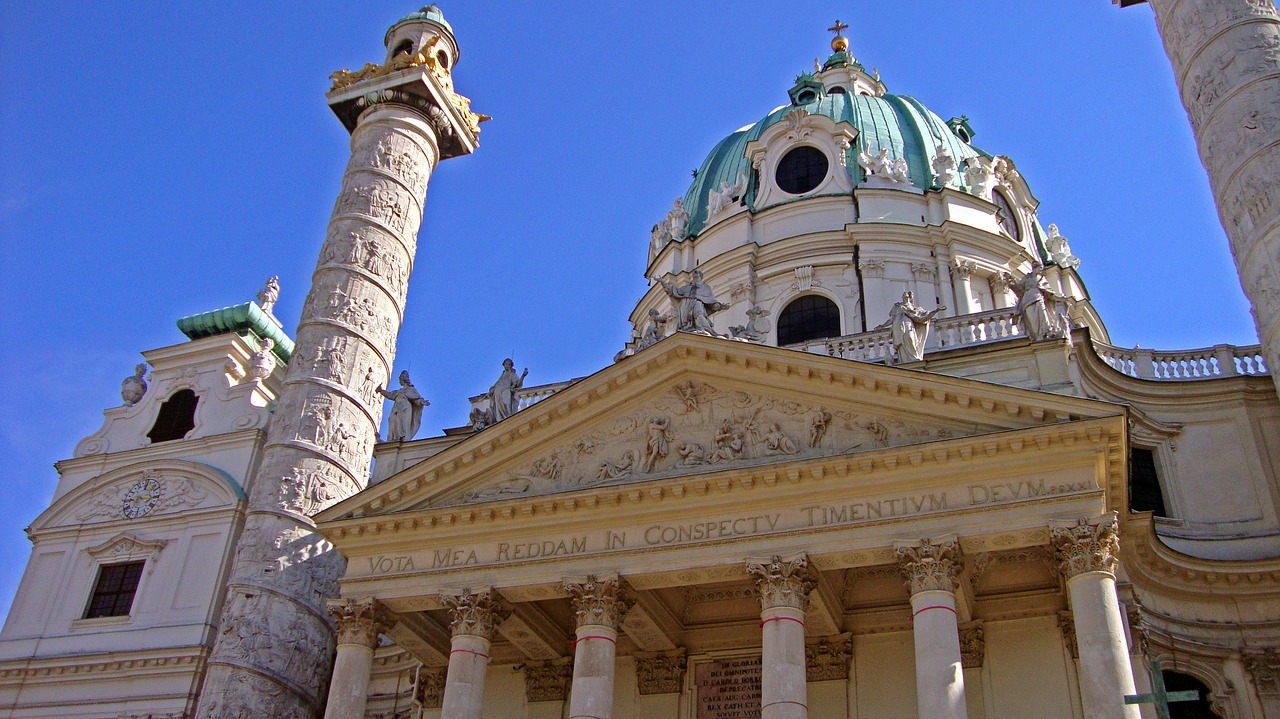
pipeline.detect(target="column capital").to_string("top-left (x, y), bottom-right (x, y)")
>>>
top-left (895, 535), bottom-right (963, 595)
top-left (563, 572), bottom-right (634, 629)
top-left (746, 551), bottom-right (818, 611)
top-left (635, 649), bottom-right (688, 695)
top-left (415, 667), bottom-right (446, 710)
top-left (1050, 514), bottom-right (1121, 579)
top-left (523, 658), bottom-right (573, 703)
top-left (327, 596), bottom-right (396, 649)
top-left (959, 622), bottom-right (985, 669)
top-left (439, 587), bottom-right (510, 639)
top-left (805, 634), bottom-right (853, 681)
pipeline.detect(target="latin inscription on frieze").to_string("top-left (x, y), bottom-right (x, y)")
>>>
top-left (695, 656), bottom-right (762, 719)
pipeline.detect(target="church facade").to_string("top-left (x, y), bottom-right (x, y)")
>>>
top-left (2, 3), bottom-right (1279, 719)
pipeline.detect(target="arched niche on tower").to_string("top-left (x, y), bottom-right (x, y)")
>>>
top-left (745, 109), bottom-right (858, 210)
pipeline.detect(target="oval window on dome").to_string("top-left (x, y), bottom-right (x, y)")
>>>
top-left (775, 146), bottom-right (829, 195)
top-left (777, 295), bottom-right (841, 346)
top-left (992, 189), bottom-right (1021, 241)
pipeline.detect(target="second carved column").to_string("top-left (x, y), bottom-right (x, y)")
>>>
top-left (440, 588), bottom-right (510, 719)
top-left (896, 536), bottom-right (969, 719)
top-left (747, 552), bottom-right (818, 719)
top-left (564, 574), bottom-right (633, 719)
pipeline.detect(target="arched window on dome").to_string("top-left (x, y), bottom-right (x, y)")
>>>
top-left (992, 189), bottom-right (1022, 242)
top-left (828, 86), bottom-right (847, 95)
top-left (777, 295), bottom-right (842, 346)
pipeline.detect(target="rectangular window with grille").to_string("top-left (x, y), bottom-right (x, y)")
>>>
top-left (1128, 447), bottom-right (1168, 517)
top-left (84, 561), bottom-right (145, 619)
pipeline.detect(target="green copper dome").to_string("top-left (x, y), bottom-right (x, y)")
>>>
top-left (681, 85), bottom-right (986, 238)
top-left (385, 4), bottom-right (454, 45)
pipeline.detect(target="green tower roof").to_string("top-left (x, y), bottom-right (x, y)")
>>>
top-left (176, 302), bottom-right (295, 362)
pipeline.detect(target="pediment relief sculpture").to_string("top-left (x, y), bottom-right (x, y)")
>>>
top-left (445, 380), bottom-right (985, 506)
top-left (37, 462), bottom-right (244, 531)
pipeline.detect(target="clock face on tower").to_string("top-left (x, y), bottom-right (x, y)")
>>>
top-left (122, 477), bottom-right (163, 519)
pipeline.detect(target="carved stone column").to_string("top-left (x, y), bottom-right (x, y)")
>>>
top-left (564, 574), bottom-right (633, 719)
top-left (895, 536), bottom-right (969, 719)
top-left (1050, 514), bottom-right (1140, 719)
top-left (1127, 0), bottom-right (1280, 396)
top-left (951, 261), bottom-right (977, 316)
top-left (194, 13), bottom-right (479, 719)
top-left (747, 552), bottom-right (818, 719)
top-left (323, 598), bottom-right (395, 719)
top-left (439, 588), bottom-right (509, 719)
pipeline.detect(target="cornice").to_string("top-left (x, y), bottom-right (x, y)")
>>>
top-left (1121, 512), bottom-right (1280, 598)
top-left (0, 647), bottom-right (206, 681)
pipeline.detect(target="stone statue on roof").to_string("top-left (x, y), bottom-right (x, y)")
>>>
top-left (378, 370), bottom-right (429, 442)
top-left (256, 276), bottom-right (280, 316)
top-left (874, 291), bottom-right (946, 364)
top-left (1045, 224), bottom-right (1080, 270)
top-left (660, 270), bottom-right (728, 337)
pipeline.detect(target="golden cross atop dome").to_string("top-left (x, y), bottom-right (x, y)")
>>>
top-left (827, 20), bottom-right (850, 52)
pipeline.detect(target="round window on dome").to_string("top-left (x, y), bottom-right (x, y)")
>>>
top-left (775, 146), bottom-right (829, 195)
top-left (796, 90), bottom-right (818, 104)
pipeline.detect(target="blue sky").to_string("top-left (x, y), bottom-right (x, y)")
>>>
top-left (0, 2), bottom-right (1258, 625)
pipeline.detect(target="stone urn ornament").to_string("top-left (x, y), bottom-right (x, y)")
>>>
top-left (246, 338), bottom-right (278, 381)
top-left (121, 363), bottom-right (149, 406)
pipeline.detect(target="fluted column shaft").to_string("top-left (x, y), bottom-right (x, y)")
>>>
top-left (747, 552), bottom-right (818, 719)
top-left (896, 537), bottom-right (968, 719)
top-left (195, 99), bottom-right (442, 719)
top-left (324, 598), bottom-right (395, 719)
top-left (564, 574), bottom-right (632, 719)
top-left (1052, 515), bottom-right (1140, 719)
top-left (1141, 0), bottom-right (1280, 395)
top-left (440, 589), bottom-right (509, 719)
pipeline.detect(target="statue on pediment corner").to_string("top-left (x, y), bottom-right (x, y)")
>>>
top-left (489, 359), bottom-right (528, 423)
top-left (660, 270), bottom-right (729, 336)
top-left (873, 291), bottom-right (946, 364)
top-left (378, 370), bottom-right (428, 442)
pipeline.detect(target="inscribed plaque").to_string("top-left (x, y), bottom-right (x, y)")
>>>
top-left (695, 655), bottom-right (762, 719)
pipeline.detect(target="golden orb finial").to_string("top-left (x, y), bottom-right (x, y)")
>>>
top-left (828, 20), bottom-right (850, 52)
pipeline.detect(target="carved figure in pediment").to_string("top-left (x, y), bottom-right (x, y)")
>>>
top-left (642, 416), bottom-right (673, 472)
top-left (709, 419), bottom-right (747, 463)
top-left (676, 441), bottom-right (706, 467)
top-left (810, 408), bottom-right (832, 448)
top-left (597, 451), bottom-right (636, 482)
top-left (671, 380), bottom-right (715, 415)
top-left (762, 423), bottom-right (799, 456)
top-left (467, 477), bottom-right (534, 502)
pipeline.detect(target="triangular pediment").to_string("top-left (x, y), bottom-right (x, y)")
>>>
top-left (318, 333), bottom-right (1121, 522)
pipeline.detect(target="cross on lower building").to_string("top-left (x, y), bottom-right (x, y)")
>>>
top-left (827, 20), bottom-right (849, 37)
top-left (1124, 660), bottom-right (1200, 719)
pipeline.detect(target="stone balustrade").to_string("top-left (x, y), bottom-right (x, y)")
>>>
top-left (1092, 342), bottom-right (1269, 380)
top-left (822, 308), bottom-right (1024, 361)
top-left (468, 379), bottom-right (579, 419)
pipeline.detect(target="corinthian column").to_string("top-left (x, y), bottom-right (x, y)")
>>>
top-left (324, 598), bottom-right (395, 719)
top-left (895, 536), bottom-right (968, 719)
top-left (1050, 514), bottom-right (1140, 719)
top-left (195, 11), bottom-right (481, 718)
top-left (747, 552), bottom-right (818, 719)
top-left (1123, 0), bottom-right (1280, 393)
top-left (439, 588), bottom-right (510, 719)
top-left (564, 574), bottom-right (633, 719)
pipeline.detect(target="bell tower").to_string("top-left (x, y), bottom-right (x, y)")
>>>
top-left (193, 6), bottom-right (485, 718)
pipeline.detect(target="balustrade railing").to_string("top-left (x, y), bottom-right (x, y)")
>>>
top-left (824, 307), bottom-right (1024, 362)
top-left (1092, 342), bottom-right (1269, 380)
top-left (468, 378), bottom-right (579, 420)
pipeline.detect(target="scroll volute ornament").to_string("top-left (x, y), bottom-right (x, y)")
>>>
top-left (563, 573), bottom-right (634, 629)
top-left (746, 551), bottom-right (818, 611)
top-left (440, 587), bottom-right (511, 639)
top-left (328, 597), bottom-right (396, 649)
top-left (895, 536), bottom-right (963, 595)
top-left (1050, 514), bottom-right (1121, 579)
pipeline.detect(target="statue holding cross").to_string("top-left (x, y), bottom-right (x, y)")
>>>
top-left (1124, 660), bottom-right (1201, 719)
